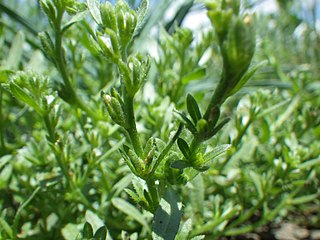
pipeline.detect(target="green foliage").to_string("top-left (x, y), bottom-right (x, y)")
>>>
top-left (0, 0), bottom-right (319, 239)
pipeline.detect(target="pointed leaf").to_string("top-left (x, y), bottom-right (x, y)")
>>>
top-left (133, 0), bottom-right (149, 38)
top-left (291, 193), bottom-right (319, 205)
top-left (10, 82), bottom-right (42, 115)
top-left (175, 219), bottom-right (192, 240)
top-left (0, 69), bottom-right (14, 83)
top-left (111, 174), bottom-right (133, 197)
top-left (85, 210), bottom-right (104, 233)
top-left (187, 94), bottom-right (201, 124)
top-left (152, 188), bottom-right (182, 240)
top-left (174, 110), bottom-right (197, 134)
top-left (131, 176), bottom-right (147, 199)
top-left (87, 0), bottom-right (102, 24)
top-left (203, 144), bottom-right (231, 164)
top-left (61, 223), bottom-right (79, 240)
top-left (62, 10), bottom-right (88, 32)
top-left (298, 156), bottom-right (320, 170)
top-left (94, 226), bottom-right (107, 240)
top-left (4, 31), bottom-right (25, 69)
top-left (205, 118), bottom-right (230, 140)
top-left (249, 171), bottom-right (264, 198)
top-left (82, 222), bottom-right (94, 239)
top-left (228, 61), bottom-right (266, 97)
top-left (125, 188), bottom-right (141, 204)
top-left (182, 67), bottom-right (206, 84)
top-left (112, 198), bottom-right (149, 229)
top-left (177, 138), bottom-right (191, 159)
top-left (191, 236), bottom-right (205, 240)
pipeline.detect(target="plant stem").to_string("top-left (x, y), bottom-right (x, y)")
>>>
top-left (203, 75), bottom-right (227, 121)
top-left (123, 93), bottom-right (144, 158)
top-left (12, 186), bottom-right (41, 239)
top-left (191, 206), bottom-right (239, 237)
top-left (54, 9), bottom-right (74, 96)
top-left (53, 8), bottom-right (100, 121)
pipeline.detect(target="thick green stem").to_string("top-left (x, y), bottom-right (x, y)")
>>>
top-left (123, 94), bottom-right (144, 158)
top-left (203, 76), bottom-right (227, 121)
top-left (54, 10), bottom-right (74, 95)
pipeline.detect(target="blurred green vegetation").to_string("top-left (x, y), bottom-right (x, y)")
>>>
top-left (0, 0), bottom-right (319, 239)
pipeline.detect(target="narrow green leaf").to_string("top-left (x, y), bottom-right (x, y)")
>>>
top-left (298, 157), bottom-right (320, 169)
top-left (249, 171), bottom-right (264, 198)
top-left (38, 31), bottom-right (55, 60)
top-left (174, 110), bottom-right (197, 134)
top-left (96, 138), bottom-right (125, 165)
top-left (203, 144), bottom-right (231, 164)
top-left (177, 138), bottom-right (191, 159)
top-left (152, 188), bottom-right (182, 240)
top-left (187, 94), bottom-right (201, 124)
top-left (191, 236), bottom-right (205, 240)
top-left (228, 61), bottom-right (266, 98)
top-left (82, 222), bottom-right (94, 239)
top-left (4, 31), bottom-right (25, 69)
top-left (111, 174), bottom-right (133, 197)
top-left (62, 10), bottom-right (88, 32)
top-left (272, 95), bottom-right (300, 130)
top-left (87, 0), bottom-right (102, 24)
top-left (190, 175), bottom-right (204, 216)
top-left (205, 118), bottom-right (230, 139)
top-left (182, 67), bottom-right (206, 84)
top-left (112, 198), bottom-right (149, 229)
top-left (133, 0), bottom-right (149, 38)
top-left (61, 223), bottom-right (79, 240)
top-left (125, 188), bottom-right (141, 204)
top-left (0, 2), bottom-right (38, 35)
top-left (291, 193), bottom-right (319, 205)
top-left (85, 210), bottom-right (104, 233)
top-left (94, 226), bottom-right (107, 240)
top-left (9, 82), bottom-right (42, 115)
top-left (257, 99), bottom-right (290, 118)
top-left (13, 187), bottom-right (41, 236)
top-left (0, 69), bottom-right (14, 83)
top-left (0, 217), bottom-right (13, 238)
top-left (175, 219), bottom-right (192, 240)
top-left (132, 176), bottom-right (147, 200)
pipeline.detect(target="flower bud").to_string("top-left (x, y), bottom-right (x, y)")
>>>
top-left (101, 92), bottom-right (126, 127)
top-left (100, 2), bottom-right (117, 32)
top-left (119, 55), bottom-right (150, 97)
top-left (39, 32), bottom-right (55, 62)
top-left (117, 9), bottom-right (137, 48)
top-left (97, 28), bottom-right (120, 62)
top-left (223, 15), bottom-right (255, 80)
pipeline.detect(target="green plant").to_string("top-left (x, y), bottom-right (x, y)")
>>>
top-left (0, 0), bottom-right (319, 239)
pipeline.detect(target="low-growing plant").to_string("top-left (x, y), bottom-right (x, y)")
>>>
top-left (0, 0), bottom-right (319, 239)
